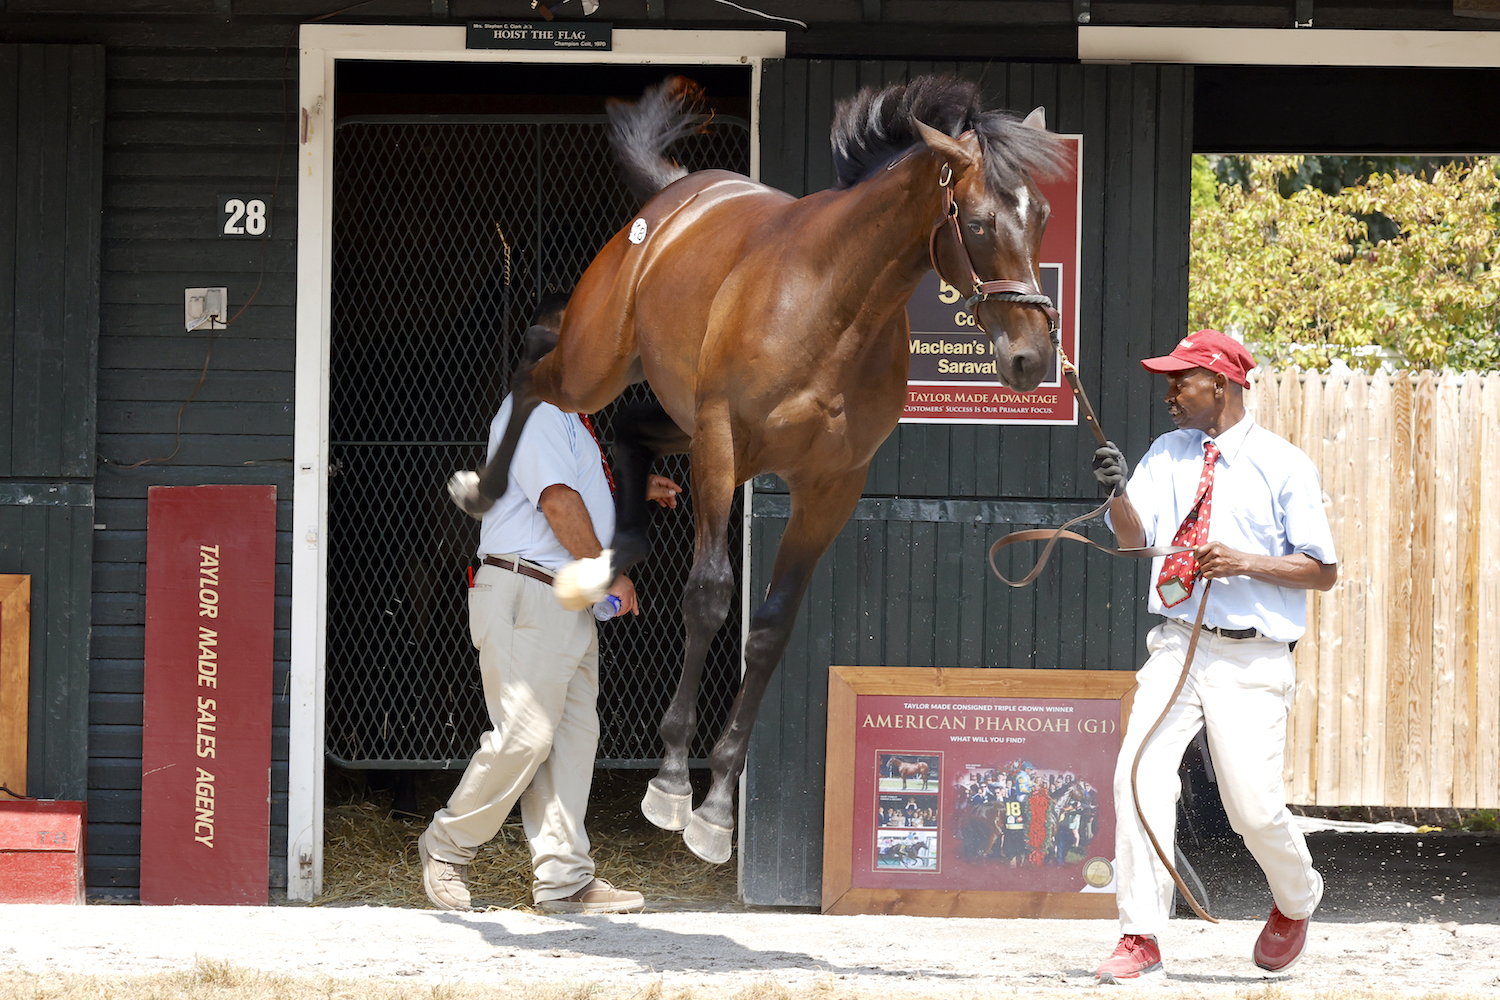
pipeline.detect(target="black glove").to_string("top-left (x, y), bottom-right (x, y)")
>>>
top-left (1092, 441), bottom-right (1128, 496)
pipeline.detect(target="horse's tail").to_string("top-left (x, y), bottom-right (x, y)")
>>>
top-left (607, 76), bottom-right (705, 201)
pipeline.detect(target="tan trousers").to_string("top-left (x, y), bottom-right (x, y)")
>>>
top-left (1114, 618), bottom-right (1323, 935)
top-left (424, 561), bottom-right (600, 903)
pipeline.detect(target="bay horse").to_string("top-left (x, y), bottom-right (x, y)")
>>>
top-left (887, 757), bottom-right (932, 791)
top-left (449, 75), bottom-right (1070, 863)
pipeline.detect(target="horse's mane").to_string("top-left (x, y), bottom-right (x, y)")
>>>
top-left (831, 75), bottom-right (1071, 191)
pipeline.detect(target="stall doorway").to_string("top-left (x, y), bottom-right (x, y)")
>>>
top-left (323, 63), bottom-right (751, 771)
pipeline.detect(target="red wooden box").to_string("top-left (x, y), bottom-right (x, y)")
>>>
top-left (0, 800), bottom-right (86, 904)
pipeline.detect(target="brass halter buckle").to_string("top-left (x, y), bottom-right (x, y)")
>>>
top-left (1056, 338), bottom-right (1077, 376)
top-left (938, 162), bottom-right (953, 188)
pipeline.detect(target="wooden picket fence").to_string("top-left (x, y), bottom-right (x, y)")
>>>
top-left (1248, 371), bottom-right (1500, 808)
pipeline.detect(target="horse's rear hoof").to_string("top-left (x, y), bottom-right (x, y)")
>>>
top-left (683, 813), bottom-right (733, 865)
top-left (641, 781), bottom-right (692, 831)
top-left (555, 550), bottom-right (614, 611)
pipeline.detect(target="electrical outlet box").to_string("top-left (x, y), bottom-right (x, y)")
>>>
top-left (184, 287), bottom-right (228, 330)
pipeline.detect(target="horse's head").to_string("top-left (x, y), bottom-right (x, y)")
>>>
top-left (916, 110), bottom-right (1067, 393)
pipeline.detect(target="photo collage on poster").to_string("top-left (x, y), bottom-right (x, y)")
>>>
top-left (851, 693), bottom-right (1119, 895)
top-left (951, 761), bottom-right (1102, 872)
top-left (873, 751), bottom-right (942, 872)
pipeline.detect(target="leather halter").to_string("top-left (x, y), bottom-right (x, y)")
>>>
top-left (927, 161), bottom-right (1059, 335)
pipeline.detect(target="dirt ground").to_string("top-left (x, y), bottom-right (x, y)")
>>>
top-left (5, 830), bottom-right (1500, 997)
top-left (1193, 830), bottom-right (1500, 924)
top-left (3, 898), bottom-right (1500, 997)
top-left (6, 768), bottom-right (1498, 997)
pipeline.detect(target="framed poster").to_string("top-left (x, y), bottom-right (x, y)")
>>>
top-left (901, 134), bottom-right (1082, 425)
top-left (823, 665), bottom-right (1137, 918)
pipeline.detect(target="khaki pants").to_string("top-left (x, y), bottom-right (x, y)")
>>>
top-left (424, 561), bottom-right (600, 903)
top-left (1114, 618), bottom-right (1323, 935)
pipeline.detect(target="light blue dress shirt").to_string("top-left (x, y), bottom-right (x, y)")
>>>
top-left (1110, 414), bottom-right (1337, 642)
top-left (477, 398), bottom-right (615, 573)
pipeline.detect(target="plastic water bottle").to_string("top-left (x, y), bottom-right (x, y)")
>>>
top-left (591, 594), bottom-right (622, 621)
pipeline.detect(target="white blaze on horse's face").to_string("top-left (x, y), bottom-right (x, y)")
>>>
top-left (962, 167), bottom-right (1054, 392)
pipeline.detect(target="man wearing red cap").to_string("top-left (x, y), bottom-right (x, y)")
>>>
top-left (1089, 329), bottom-right (1338, 984)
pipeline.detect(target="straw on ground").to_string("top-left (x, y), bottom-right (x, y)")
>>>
top-left (317, 769), bottom-right (736, 910)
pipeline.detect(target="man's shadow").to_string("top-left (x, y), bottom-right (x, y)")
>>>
top-left (430, 910), bottom-right (975, 982)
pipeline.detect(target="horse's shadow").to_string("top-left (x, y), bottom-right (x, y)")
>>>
top-left (430, 911), bottom-right (978, 981)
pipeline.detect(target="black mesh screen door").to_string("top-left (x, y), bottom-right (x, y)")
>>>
top-left (326, 115), bottom-right (748, 768)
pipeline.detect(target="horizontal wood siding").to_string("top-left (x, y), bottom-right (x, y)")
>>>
top-left (87, 24), bottom-right (297, 896)
top-left (744, 59), bottom-right (1192, 906)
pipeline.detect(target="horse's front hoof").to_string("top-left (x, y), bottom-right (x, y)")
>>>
top-left (641, 781), bottom-right (693, 831)
top-left (683, 812), bottom-right (733, 865)
top-left (447, 471), bottom-right (491, 520)
top-left (554, 550), bottom-right (614, 611)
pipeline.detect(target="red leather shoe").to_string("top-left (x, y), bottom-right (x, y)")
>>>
top-left (1095, 933), bottom-right (1164, 984)
top-left (1254, 905), bottom-right (1310, 972)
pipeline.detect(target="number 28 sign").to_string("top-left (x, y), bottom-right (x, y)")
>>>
top-left (217, 195), bottom-right (271, 238)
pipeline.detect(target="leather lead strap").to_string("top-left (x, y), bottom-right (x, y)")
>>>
top-left (1059, 346), bottom-right (1108, 447)
top-left (1130, 581), bottom-right (1220, 924)
top-left (987, 343), bottom-right (1190, 587)
top-left (987, 507), bottom-right (1190, 588)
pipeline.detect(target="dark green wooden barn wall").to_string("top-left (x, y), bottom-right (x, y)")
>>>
top-left (0, 44), bottom-right (103, 803)
top-left (0, 19), bottom-right (299, 898)
top-left (742, 59), bottom-right (1193, 906)
top-left (0, 486), bottom-right (96, 798)
top-left (83, 28), bottom-right (298, 898)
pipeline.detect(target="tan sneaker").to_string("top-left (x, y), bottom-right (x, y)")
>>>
top-left (536, 877), bottom-right (644, 914)
top-left (418, 830), bottom-right (472, 911)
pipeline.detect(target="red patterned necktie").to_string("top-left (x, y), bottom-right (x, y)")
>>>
top-left (576, 413), bottom-right (617, 494)
top-left (1156, 439), bottom-right (1220, 608)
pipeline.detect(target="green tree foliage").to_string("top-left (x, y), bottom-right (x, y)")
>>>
top-left (1190, 154), bottom-right (1500, 371)
top-left (1190, 154), bottom-right (1218, 216)
top-left (1212, 154), bottom-right (1459, 198)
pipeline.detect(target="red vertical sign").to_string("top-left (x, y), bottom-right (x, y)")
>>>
top-left (141, 485), bottom-right (275, 905)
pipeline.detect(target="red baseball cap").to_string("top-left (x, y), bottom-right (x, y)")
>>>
top-left (1140, 329), bottom-right (1256, 387)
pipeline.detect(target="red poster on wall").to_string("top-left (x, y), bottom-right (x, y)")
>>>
top-left (901, 134), bottom-right (1083, 424)
top-left (141, 485), bottom-right (275, 905)
top-left (849, 692), bottom-right (1119, 895)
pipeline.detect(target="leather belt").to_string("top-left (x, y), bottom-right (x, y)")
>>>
top-left (1201, 624), bottom-right (1260, 640)
top-left (483, 555), bottom-right (555, 587)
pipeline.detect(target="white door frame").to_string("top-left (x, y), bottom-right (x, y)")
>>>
top-left (1079, 26), bottom-right (1500, 66)
top-left (289, 23), bottom-right (784, 901)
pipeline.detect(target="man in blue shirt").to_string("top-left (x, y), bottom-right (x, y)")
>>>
top-left (1090, 330), bottom-right (1338, 984)
top-left (418, 299), bottom-right (681, 914)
